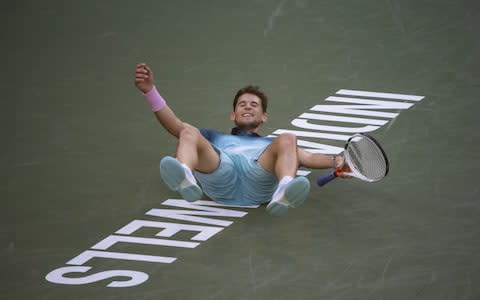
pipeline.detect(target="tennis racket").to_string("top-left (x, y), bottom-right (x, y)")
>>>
top-left (316, 133), bottom-right (389, 186)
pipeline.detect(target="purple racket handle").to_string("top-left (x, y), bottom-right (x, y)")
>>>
top-left (316, 168), bottom-right (341, 186)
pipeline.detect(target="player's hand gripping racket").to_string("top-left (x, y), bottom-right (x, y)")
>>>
top-left (316, 133), bottom-right (389, 186)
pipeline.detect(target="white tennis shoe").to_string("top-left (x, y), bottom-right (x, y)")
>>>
top-left (266, 176), bottom-right (310, 216)
top-left (159, 156), bottom-right (203, 202)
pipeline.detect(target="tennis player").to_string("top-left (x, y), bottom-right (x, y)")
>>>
top-left (134, 63), bottom-right (350, 216)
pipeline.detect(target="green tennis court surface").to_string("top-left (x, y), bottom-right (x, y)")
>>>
top-left (2, 1), bottom-right (479, 299)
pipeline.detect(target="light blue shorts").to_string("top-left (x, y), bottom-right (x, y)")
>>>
top-left (194, 147), bottom-right (278, 206)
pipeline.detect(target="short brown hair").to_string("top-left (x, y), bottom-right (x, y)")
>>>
top-left (233, 85), bottom-right (268, 112)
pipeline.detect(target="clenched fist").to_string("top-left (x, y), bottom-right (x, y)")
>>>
top-left (134, 63), bottom-right (154, 93)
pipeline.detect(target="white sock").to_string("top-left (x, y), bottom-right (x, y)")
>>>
top-left (278, 176), bottom-right (294, 187)
top-left (181, 163), bottom-right (197, 184)
top-left (272, 176), bottom-right (294, 200)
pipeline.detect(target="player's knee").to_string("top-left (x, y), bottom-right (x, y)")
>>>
top-left (276, 133), bottom-right (297, 148)
top-left (178, 126), bottom-right (200, 142)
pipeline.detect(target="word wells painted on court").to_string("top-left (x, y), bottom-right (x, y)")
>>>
top-left (45, 200), bottom-right (257, 288)
top-left (45, 88), bottom-right (424, 288)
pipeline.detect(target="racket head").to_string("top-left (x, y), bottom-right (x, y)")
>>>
top-left (343, 133), bottom-right (389, 182)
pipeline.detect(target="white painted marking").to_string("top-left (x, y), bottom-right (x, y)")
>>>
top-left (45, 266), bottom-right (149, 288)
top-left (296, 170), bottom-right (311, 176)
top-left (299, 113), bottom-right (389, 126)
top-left (146, 209), bottom-right (233, 227)
top-left (310, 104), bottom-right (398, 118)
top-left (115, 220), bottom-right (224, 241)
top-left (336, 89), bottom-right (424, 101)
top-left (91, 235), bottom-right (199, 250)
top-left (291, 118), bottom-right (380, 133)
top-left (326, 96), bottom-right (414, 109)
top-left (146, 199), bottom-right (249, 227)
top-left (182, 200), bottom-right (259, 209)
top-left (67, 250), bottom-right (176, 265)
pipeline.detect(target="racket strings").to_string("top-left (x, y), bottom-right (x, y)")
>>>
top-left (346, 136), bottom-right (387, 181)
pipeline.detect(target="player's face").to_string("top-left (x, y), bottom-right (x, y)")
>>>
top-left (230, 93), bottom-right (267, 131)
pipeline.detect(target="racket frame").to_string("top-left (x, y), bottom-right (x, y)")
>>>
top-left (316, 133), bottom-right (389, 186)
top-left (342, 133), bottom-right (389, 182)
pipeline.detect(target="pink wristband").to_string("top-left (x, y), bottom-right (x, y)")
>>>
top-left (143, 86), bottom-right (166, 112)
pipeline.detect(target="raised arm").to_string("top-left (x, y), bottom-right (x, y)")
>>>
top-left (134, 63), bottom-right (188, 138)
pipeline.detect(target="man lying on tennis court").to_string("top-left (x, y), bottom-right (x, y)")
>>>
top-left (134, 63), bottom-right (350, 216)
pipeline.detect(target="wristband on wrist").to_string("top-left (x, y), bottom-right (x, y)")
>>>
top-left (143, 86), bottom-right (166, 112)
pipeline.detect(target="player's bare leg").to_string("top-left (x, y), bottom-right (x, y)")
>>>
top-left (257, 133), bottom-right (298, 178)
top-left (258, 134), bottom-right (310, 216)
top-left (160, 126), bottom-right (219, 202)
top-left (175, 125), bottom-right (220, 173)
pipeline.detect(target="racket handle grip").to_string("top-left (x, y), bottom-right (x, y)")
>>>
top-left (316, 170), bottom-right (339, 186)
